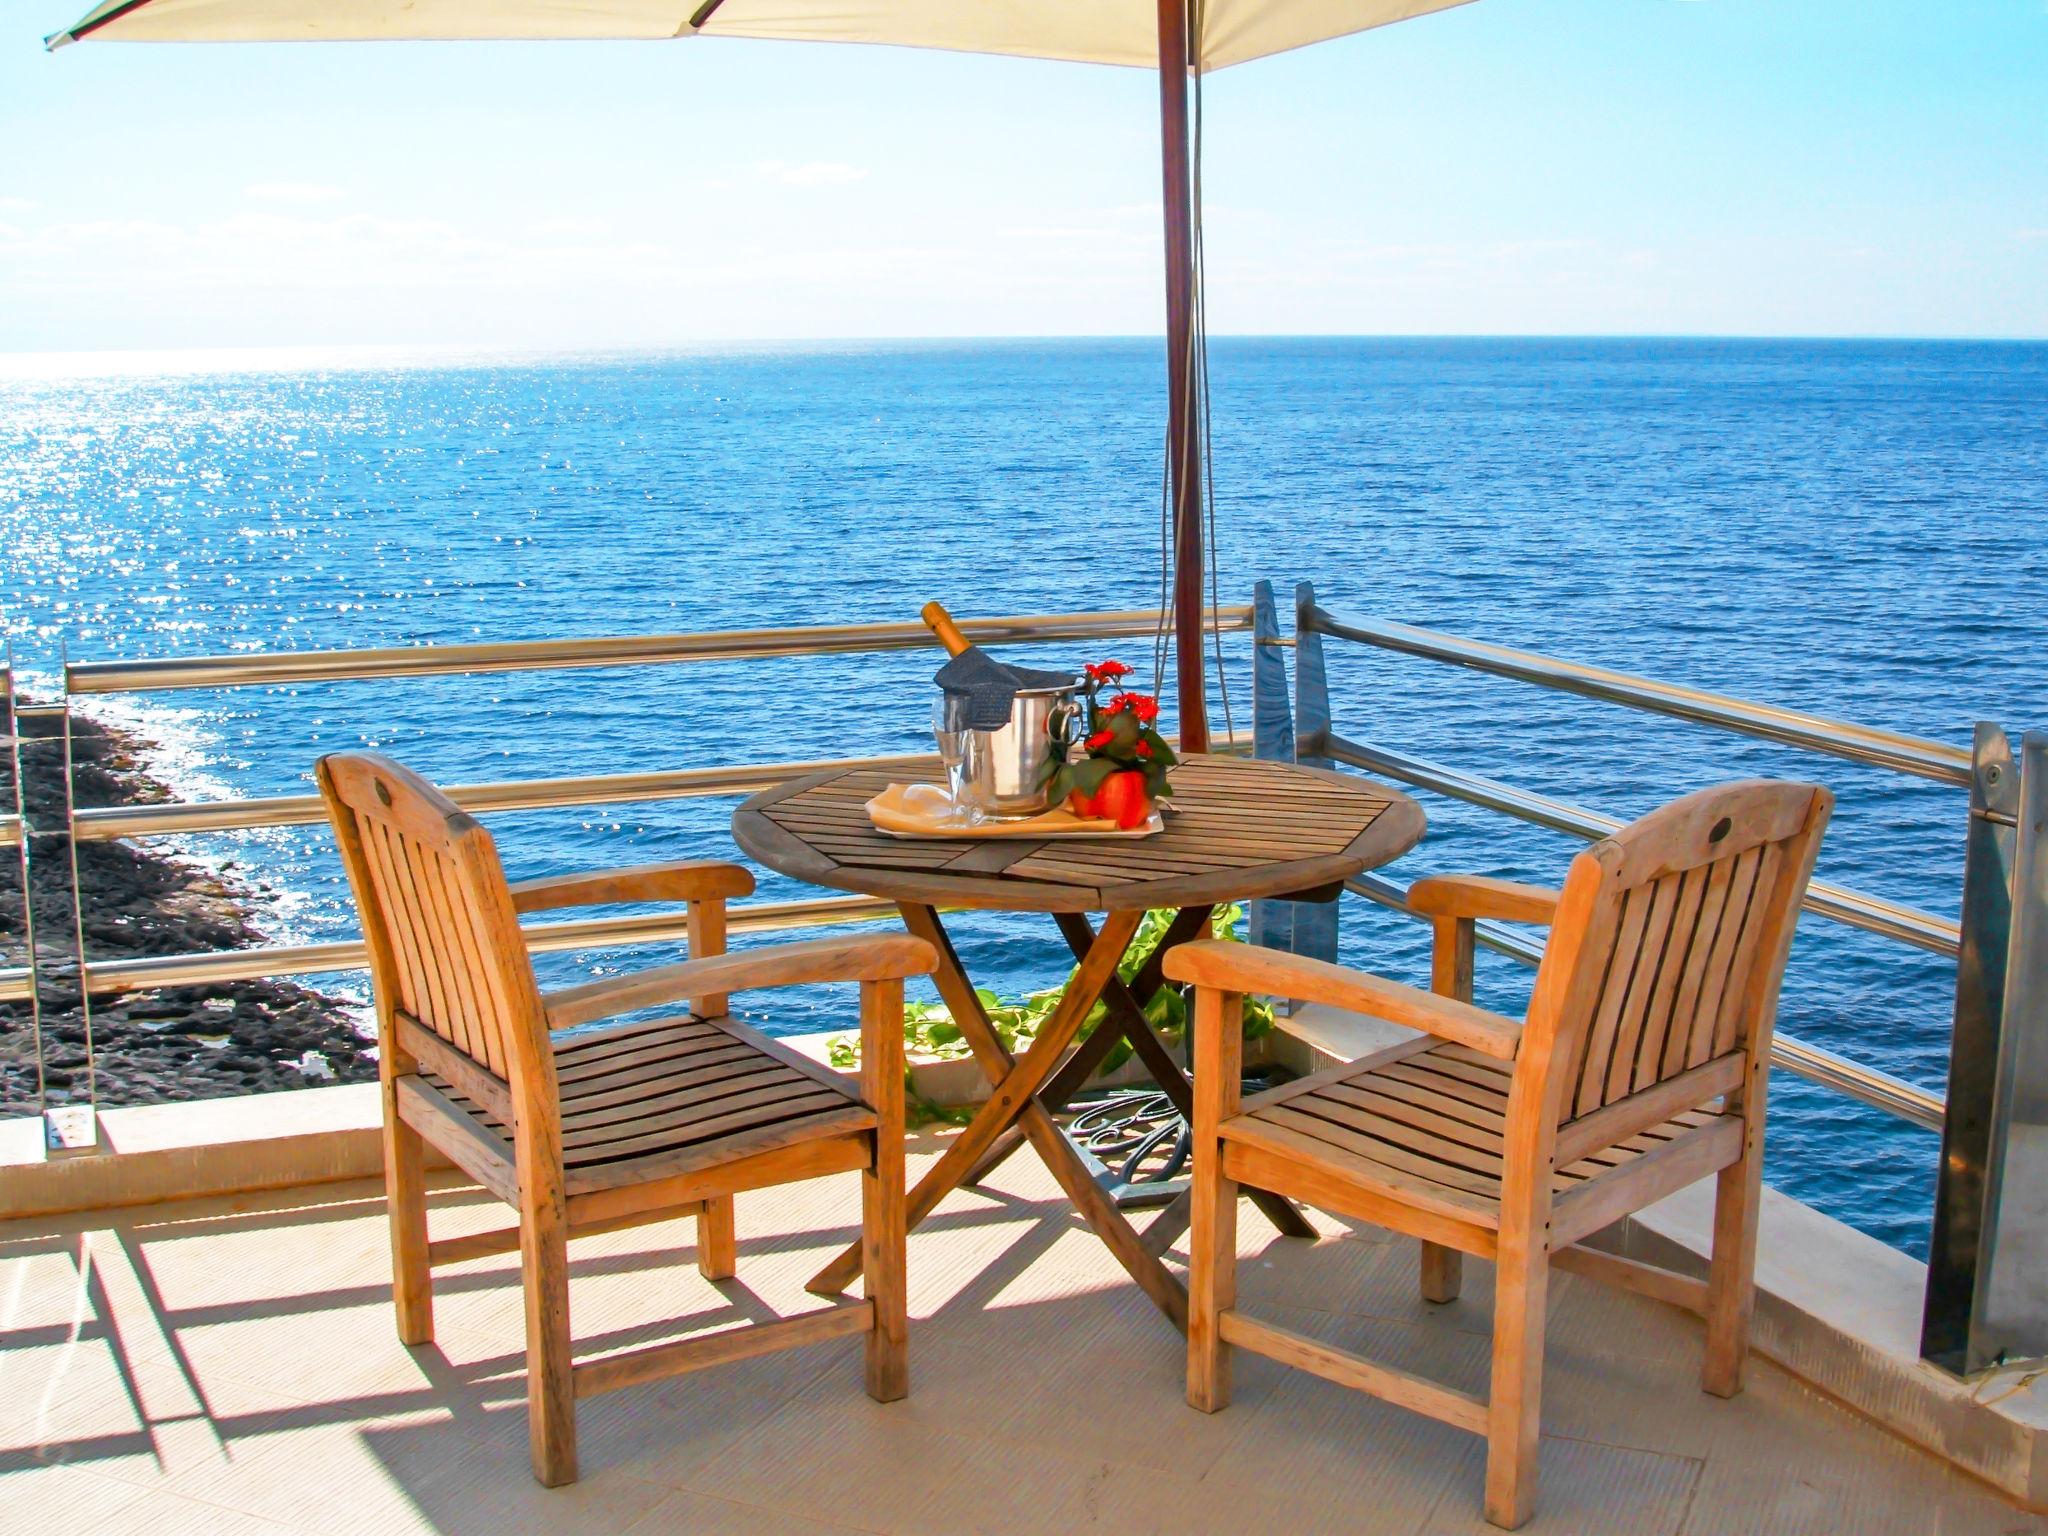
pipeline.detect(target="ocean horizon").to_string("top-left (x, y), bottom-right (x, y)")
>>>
top-left (4, 333), bottom-right (2045, 1256)
top-left (5, 331), bottom-right (2042, 375)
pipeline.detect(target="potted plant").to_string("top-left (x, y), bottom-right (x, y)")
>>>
top-left (1042, 660), bottom-right (1178, 829)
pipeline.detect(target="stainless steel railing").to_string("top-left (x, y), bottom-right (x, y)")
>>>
top-left (44, 607), bottom-right (1251, 1016)
top-left (65, 607), bottom-right (1244, 694)
top-left (84, 892), bottom-right (902, 993)
top-left (69, 753), bottom-right (946, 842)
top-left (1, 663), bottom-right (39, 1014)
top-left (11, 585), bottom-right (1971, 1150)
top-left (1307, 608), bottom-right (1972, 786)
top-left (1260, 580), bottom-right (1961, 1133)
top-left (1324, 735), bottom-right (1959, 957)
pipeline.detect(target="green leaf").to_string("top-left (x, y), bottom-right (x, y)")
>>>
top-left (1067, 756), bottom-right (1122, 796)
top-left (1145, 987), bottom-right (1187, 1035)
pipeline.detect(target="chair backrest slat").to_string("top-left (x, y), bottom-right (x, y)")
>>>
top-left (1664, 852), bottom-right (1738, 1078)
top-left (319, 752), bottom-right (553, 1122)
top-left (1521, 779), bottom-right (1832, 1144)
top-left (1707, 841), bottom-right (1784, 1062)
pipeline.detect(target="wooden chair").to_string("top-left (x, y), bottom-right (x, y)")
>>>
top-left (1167, 778), bottom-right (1833, 1529)
top-left (317, 752), bottom-right (934, 1487)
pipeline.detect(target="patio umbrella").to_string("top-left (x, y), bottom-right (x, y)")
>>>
top-left (48, 0), bottom-right (1474, 749)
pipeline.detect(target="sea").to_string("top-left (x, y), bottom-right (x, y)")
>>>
top-left (2, 336), bottom-right (2044, 1257)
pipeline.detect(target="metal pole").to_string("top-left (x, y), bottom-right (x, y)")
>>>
top-left (1157, 0), bottom-right (1208, 752)
top-left (2, 659), bottom-right (44, 1115)
top-left (1291, 582), bottom-right (1337, 965)
top-left (1248, 580), bottom-right (1292, 951)
top-left (1923, 724), bottom-right (2048, 1375)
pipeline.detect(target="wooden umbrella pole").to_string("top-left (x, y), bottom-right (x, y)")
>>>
top-left (1156, 0), bottom-right (1208, 753)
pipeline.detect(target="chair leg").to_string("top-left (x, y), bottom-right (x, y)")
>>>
top-left (1420, 1241), bottom-right (1463, 1304)
top-left (383, 1107), bottom-right (433, 1346)
top-left (862, 1131), bottom-right (909, 1402)
top-left (1484, 1248), bottom-right (1549, 1530)
top-left (1702, 1150), bottom-right (1761, 1398)
top-left (1186, 1132), bottom-right (1238, 1413)
top-left (521, 1196), bottom-right (578, 1487)
top-left (697, 1196), bottom-right (737, 1281)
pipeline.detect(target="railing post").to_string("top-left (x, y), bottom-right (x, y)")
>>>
top-left (2, 661), bottom-right (45, 1122)
top-left (1922, 723), bottom-right (2046, 1375)
top-left (36, 659), bottom-right (100, 1158)
top-left (1248, 581), bottom-right (1293, 951)
top-left (1291, 583), bottom-right (1339, 967)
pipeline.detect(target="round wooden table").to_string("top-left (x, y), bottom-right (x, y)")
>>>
top-left (733, 753), bottom-right (1425, 1329)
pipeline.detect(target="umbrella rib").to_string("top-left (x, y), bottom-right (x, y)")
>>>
top-left (51, 0), bottom-right (159, 48)
top-left (687, 0), bottom-right (728, 30)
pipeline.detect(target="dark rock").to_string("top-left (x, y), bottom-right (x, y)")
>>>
top-left (0, 703), bottom-right (376, 1115)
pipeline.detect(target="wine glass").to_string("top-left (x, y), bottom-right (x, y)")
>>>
top-left (932, 696), bottom-right (981, 825)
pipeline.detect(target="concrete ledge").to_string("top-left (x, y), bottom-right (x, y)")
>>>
top-left (1268, 1000), bottom-right (1419, 1073)
top-left (1608, 1181), bottom-right (2048, 1510)
top-left (0, 1081), bottom-right (391, 1221)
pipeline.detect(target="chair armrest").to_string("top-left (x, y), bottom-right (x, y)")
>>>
top-left (1162, 939), bottom-right (1521, 1061)
top-left (1407, 873), bottom-right (1560, 926)
top-left (542, 934), bottom-right (936, 1029)
top-left (509, 858), bottom-right (755, 915)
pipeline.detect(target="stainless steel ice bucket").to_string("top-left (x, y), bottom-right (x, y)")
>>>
top-left (943, 683), bottom-right (1079, 819)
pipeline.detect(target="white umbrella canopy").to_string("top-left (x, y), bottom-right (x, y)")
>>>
top-left (50, 0), bottom-right (1469, 68)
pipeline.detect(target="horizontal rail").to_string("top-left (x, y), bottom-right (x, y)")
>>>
top-left (0, 968), bottom-right (35, 1004)
top-left (71, 731), bottom-right (1251, 842)
top-left (1769, 1034), bottom-right (1944, 1132)
top-left (1327, 735), bottom-right (1960, 958)
top-left (1306, 605), bottom-right (1971, 788)
top-left (71, 752), bottom-right (945, 841)
top-left (0, 816), bottom-right (18, 849)
top-left (80, 893), bottom-right (904, 996)
top-left (1347, 871), bottom-right (1545, 966)
top-left (1343, 875), bottom-right (1944, 1132)
top-left (66, 606), bottom-right (1253, 696)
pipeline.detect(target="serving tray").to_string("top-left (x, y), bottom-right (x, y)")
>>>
top-left (865, 782), bottom-right (1164, 840)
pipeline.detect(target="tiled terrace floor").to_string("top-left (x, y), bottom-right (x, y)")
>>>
top-left (0, 1132), bottom-right (2039, 1536)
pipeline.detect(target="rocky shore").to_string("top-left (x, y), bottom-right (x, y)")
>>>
top-left (0, 704), bottom-right (377, 1117)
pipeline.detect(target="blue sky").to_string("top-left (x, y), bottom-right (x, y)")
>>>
top-left (1, 0), bottom-right (2043, 351)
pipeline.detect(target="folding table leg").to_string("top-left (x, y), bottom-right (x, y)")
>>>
top-left (965, 905), bottom-right (1217, 1189)
top-left (805, 907), bottom-right (1146, 1302)
top-left (903, 906), bottom-right (1187, 1328)
top-left (1053, 911), bottom-right (1317, 1241)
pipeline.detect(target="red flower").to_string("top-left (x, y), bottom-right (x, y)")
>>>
top-left (1135, 740), bottom-right (1153, 758)
top-left (1085, 659), bottom-right (1133, 684)
top-left (1107, 691), bottom-right (1160, 725)
top-left (1085, 728), bottom-right (1114, 751)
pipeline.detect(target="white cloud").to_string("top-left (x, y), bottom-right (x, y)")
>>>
top-left (243, 182), bottom-right (345, 205)
top-left (753, 160), bottom-right (869, 187)
top-left (0, 196), bottom-right (36, 214)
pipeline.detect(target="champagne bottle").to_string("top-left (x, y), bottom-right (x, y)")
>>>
top-left (920, 601), bottom-right (972, 657)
